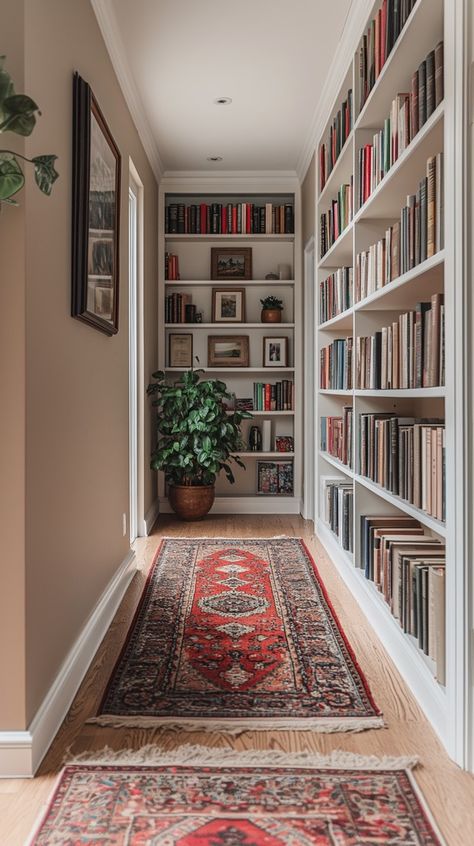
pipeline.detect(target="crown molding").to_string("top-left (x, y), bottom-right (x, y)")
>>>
top-left (90, 0), bottom-right (164, 182)
top-left (162, 169), bottom-right (299, 181)
top-left (296, 0), bottom-right (374, 182)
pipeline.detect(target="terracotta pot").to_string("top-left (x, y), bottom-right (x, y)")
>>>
top-left (261, 308), bottom-right (282, 323)
top-left (169, 484), bottom-right (215, 521)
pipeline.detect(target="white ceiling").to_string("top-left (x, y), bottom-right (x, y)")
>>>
top-left (109, 0), bottom-right (353, 173)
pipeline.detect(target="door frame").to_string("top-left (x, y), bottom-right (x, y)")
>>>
top-left (128, 159), bottom-right (145, 541)
top-left (302, 236), bottom-right (315, 521)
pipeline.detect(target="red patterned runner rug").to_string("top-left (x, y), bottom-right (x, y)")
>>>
top-left (91, 538), bottom-right (383, 731)
top-left (28, 746), bottom-right (446, 846)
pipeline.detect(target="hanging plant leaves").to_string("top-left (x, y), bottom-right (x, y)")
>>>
top-left (0, 153), bottom-right (24, 199)
top-left (32, 154), bottom-right (59, 195)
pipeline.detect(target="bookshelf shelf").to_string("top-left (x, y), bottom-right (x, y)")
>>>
top-left (313, 0), bottom-right (466, 761)
top-left (232, 451), bottom-right (295, 459)
top-left (164, 323), bottom-right (295, 330)
top-left (165, 366), bottom-right (295, 374)
top-left (354, 102), bottom-right (444, 222)
top-left (165, 234), bottom-right (295, 243)
top-left (318, 132), bottom-right (354, 207)
top-left (318, 223), bottom-right (353, 269)
top-left (165, 279), bottom-right (296, 287)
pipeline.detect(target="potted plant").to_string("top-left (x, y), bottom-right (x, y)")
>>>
top-left (0, 56), bottom-right (58, 205)
top-left (260, 295), bottom-right (283, 323)
top-left (147, 368), bottom-right (252, 520)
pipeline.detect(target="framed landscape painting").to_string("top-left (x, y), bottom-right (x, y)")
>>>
top-left (208, 335), bottom-right (250, 367)
top-left (211, 248), bottom-right (252, 280)
top-left (71, 72), bottom-right (121, 335)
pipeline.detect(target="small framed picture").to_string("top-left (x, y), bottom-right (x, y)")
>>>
top-left (169, 333), bottom-right (193, 368)
top-left (208, 335), bottom-right (250, 367)
top-left (263, 337), bottom-right (289, 367)
top-left (212, 288), bottom-right (246, 323)
top-left (211, 248), bottom-right (252, 280)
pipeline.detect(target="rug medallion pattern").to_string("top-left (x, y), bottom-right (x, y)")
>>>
top-left (98, 539), bottom-right (381, 727)
top-left (31, 763), bottom-right (443, 845)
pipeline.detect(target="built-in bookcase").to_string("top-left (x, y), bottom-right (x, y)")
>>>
top-left (158, 177), bottom-right (302, 514)
top-left (315, 0), bottom-right (467, 763)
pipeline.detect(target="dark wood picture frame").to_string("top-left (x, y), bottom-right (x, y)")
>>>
top-left (211, 247), bottom-right (252, 281)
top-left (212, 287), bottom-right (246, 322)
top-left (208, 335), bottom-right (250, 367)
top-left (72, 72), bottom-right (121, 335)
top-left (169, 333), bottom-right (193, 368)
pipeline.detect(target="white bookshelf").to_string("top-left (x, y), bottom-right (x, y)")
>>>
top-left (314, 0), bottom-right (467, 764)
top-left (158, 177), bottom-right (302, 514)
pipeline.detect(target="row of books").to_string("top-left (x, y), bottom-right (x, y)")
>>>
top-left (257, 461), bottom-right (293, 496)
top-left (165, 293), bottom-right (195, 324)
top-left (165, 252), bottom-right (180, 280)
top-left (322, 478), bottom-right (354, 552)
top-left (359, 415), bottom-right (445, 520)
top-left (360, 515), bottom-right (445, 683)
top-left (320, 407), bottom-right (353, 469)
top-left (165, 203), bottom-right (294, 235)
top-left (357, 0), bottom-right (417, 111)
top-left (355, 152), bottom-right (444, 300)
top-left (320, 338), bottom-right (353, 390)
top-left (356, 294), bottom-right (445, 390)
top-left (319, 267), bottom-right (353, 324)
top-left (253, 381), bottom-right (294, 411)
top-left (320, 180), bottom-right (353, 258)
top-left (319, 89), bottom-right (353, 192)
top-left (357, 43), bottom-right (443, 208)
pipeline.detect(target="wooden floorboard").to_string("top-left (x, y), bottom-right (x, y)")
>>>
top-left (2, 515), bottom-right (474, 845)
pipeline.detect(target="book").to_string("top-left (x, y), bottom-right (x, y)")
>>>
top-left (434, 41), bottom-right (444, 108)
top-left (165, 201), bottom-right (295, 235)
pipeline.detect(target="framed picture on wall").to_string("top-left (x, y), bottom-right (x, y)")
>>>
top-left (212, 287), bottom-right (246, 322)
top-left (71, 72), bottom-right (121, 335)
top-left (211, 248), bottom-right (252, 280)
top-left (169, 333), bottom-right (193, 368)
top-left (263, 337), bottom-right (288, 367)
top-left (208, 335), bottom-right (250, 367)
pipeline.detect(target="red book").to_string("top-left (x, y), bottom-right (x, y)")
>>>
top-left (265, 384), bottom-right (271, 411)
top-left (231, 207), bottom-right (237, 234)
top-left (320, 144), bottom-right (326, 190)
top-left (246, 203), bottom-right (252, 233)
top-left (221, 206), bottom-right (227, 234)
top-left (375, 10), bottom-right (380, 79)
top-left (200, 203), bottom-right (207, 234)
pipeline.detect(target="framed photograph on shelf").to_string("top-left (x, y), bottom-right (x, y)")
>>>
top-left (211, 248), bottom-right (252, 280)
top-left (263, 337), bottom-right (289, 367)
top-left (212, 288), bottom-right (246, 323)
top-left (71, 72), bottom-right (121, 336)
top-left (208, 335), bottom-right (250, 367)
top-left (169, 333), bottom-right (193, 368)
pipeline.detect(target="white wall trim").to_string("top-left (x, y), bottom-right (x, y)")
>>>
top-left (159, 496), bottom-right (302, 515)
top-left (296, 0), bottom-right (374, 182)
top-left (0, 549), bottom-right (137, 778)
top-left (90, 0), bottom-right (164, 181)
top-left (143, 499), bottom-right (160, 536)
top-left (302, 236), bottom-right (316, 521)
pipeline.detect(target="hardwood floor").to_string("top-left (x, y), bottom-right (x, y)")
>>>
top-left (2, 515), bottom-right (473, 844)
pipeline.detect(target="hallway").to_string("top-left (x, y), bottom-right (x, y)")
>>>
top-left (2, 516), bottom-right (473, 845)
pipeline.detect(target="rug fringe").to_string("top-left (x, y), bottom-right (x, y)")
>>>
top-left (66, 743), bottom-right (418, 771)
top-left (86, 715), bottom-right (386, 733)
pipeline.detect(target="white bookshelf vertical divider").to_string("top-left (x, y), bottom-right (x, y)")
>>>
top-left (158, 177), bottom-right (302, 515)
top-left (315, 0), bottom-right (468, 764)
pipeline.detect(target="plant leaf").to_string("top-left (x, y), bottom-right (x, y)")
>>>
top-left (32, 154), bottom-right (59, 195)
top-left (3, 93), bottom-right (39, 114)
top-left (0, 111), bottom-right (36, 136)
top-left (0, 154), bottom-right (24, 199)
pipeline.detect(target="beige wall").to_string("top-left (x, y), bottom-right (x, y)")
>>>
top-left (0, 0), bottom-right (27, 730)
top-left (0, 0), bottom-right (158, 727)
top-left (301, 152), bottom-right (316, 247)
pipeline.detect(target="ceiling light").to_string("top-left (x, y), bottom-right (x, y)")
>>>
top-left (207, 156), bottom-right (223, 162)
top-left (214, 97), bottom-right (232, 105)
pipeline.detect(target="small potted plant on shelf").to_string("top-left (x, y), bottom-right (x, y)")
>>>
top-left (147, 368), bottom-right (252, 520)
top-left (260, 295), bottom-right (283, 323)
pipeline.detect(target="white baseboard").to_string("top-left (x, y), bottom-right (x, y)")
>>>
top-left (142, 499), bottom-right (159, 536)
top-left (159, 496), bottom-right (302, 515)
top-left (0, 549), bottom-right (137, 778)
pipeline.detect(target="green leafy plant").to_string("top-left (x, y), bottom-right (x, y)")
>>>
top-left (0, 56), bottom-right (58, 204)
top-left (260, 295), bottom-right (283, 310)
top-left (147, 368), bottom-right (252, 487)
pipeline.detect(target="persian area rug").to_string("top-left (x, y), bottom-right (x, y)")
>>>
top-left (91, 538), bottom-right (383, 731)
top-left (29, 747), bottom-right (446, 846)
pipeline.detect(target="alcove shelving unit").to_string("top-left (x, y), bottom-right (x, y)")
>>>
top-left (158, 176), bottom-right (302, 514)
top-left (314, 0), bottom-right (467, 764)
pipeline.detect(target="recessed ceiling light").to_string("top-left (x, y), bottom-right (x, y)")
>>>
top-left (214, 97), bottom-right (232, 105)
top-left (207, 156), bottom-right (223, 162)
